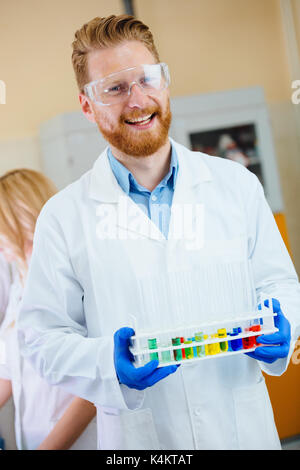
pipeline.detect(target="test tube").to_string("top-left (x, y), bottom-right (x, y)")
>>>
top-left (203, 334), bottom-right (209, 355)
top-left (148, 338), bottom-right (159, 361)
top-left (230, 327), bottom-right (243, 351)
top-left (172, 337), bottom-right (183, 361)
top-left (217, 328), bottom-right (228, 352)
top-left (161, 341), bottom-right (172, 363)
top-left (180, 337), bottom-right (186, 359)
top-left (142, 350), bottom-right (150, 366)
top-left (140, 338), bottom-right (149, 365)
top-left (185, 339), bottom-right (194, 359)
top-left (242, 328), bottom-right (256, 349)
top-left (213, 334), bottom-right (221, 354)
top-left (195, 331), bottom-right (206, 357)
top-left (207, 335), bottom-right (215, 355)
top-left (249, 324), bottom-right (261, 346)
top-left (191, 337), bottom-right (198, 357)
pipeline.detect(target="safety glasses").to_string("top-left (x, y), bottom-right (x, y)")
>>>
top-left (84, 63), bottom-right (170, 106)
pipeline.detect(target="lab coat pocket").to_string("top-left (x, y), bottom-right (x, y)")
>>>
top-left (233, 376), bottom-right (281, 450)
top-left (97, 406), bottom-right (160, 450)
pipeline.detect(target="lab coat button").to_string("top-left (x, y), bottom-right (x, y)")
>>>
top-left (194, 408), bottom-right (202, 416)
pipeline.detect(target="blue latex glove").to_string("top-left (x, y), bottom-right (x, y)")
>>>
top-left (246, 298), bottom-right (291, 364)
top-left (114, 327), bottom-right (179, 390)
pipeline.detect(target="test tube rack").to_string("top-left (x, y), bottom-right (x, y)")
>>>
top-left (129, 296), bottom-right (278, 367)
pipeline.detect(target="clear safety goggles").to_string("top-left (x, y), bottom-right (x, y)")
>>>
top-left (84, 62), bottom-right (170, 106)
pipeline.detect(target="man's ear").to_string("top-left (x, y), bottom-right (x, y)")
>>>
top-left (79, 94), bottom-right (96, 123)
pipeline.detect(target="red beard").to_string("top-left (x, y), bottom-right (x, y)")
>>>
top-left (97, 101), bottom-right (172, 157)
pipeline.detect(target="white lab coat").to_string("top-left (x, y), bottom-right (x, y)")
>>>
top-left (0, 255), bottom-right (16, 449)
top-left (0, 254), bottom-right (12, 324)
top-left (18, 139), bottom-right (300, 450)
top-left (0, 272), bottom-right (97, 450)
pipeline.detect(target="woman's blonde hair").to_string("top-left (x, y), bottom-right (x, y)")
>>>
top-left (71, 14), bottom-right (160, 93)
top-left (0, 169), bottom-right (56, 279)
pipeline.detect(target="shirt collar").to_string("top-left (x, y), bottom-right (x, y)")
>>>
top-left (107, 145), bottom-right (179, 195)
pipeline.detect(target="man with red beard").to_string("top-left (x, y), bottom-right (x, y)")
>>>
top-left (18, 15), bottom-right (300, 450)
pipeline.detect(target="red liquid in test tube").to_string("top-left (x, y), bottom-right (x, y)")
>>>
top-left (249, 325), bottom-right (261, 346)
top-left (242, 328), bottom-right (256, 349)
top-left (180, 337), bottom-right (186, 359)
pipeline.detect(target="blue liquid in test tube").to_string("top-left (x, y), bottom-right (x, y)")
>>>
top-left (230, 327), bottom-right (243, 351)
top-left (191, 337), bottom-right (198, 357)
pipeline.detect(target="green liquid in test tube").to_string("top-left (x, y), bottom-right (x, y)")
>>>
top-left (184, 340), bottom-right (193, 359)
top-left (148, 338), bottom-right (159, 361)
top-left (161, 342), bottom-right (172, 363)
top-left (195, 332), bottom-right (206, 357)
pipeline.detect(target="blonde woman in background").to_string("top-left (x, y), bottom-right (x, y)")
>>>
top-left (0, 169), bottom-right (97, 450)
top-left (0, 253), bottom-right (16, 449)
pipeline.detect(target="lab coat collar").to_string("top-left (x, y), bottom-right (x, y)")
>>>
top-left (88, 137), bottom-right (212, 203)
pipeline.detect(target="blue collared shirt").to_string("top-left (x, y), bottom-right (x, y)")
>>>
top-left (107, 146), bottom-right (178, 239)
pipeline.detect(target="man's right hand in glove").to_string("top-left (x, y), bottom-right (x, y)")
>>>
top-left (114, 327), bottom-right (179, 390)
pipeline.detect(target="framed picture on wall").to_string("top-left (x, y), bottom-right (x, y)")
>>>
top-left (189, 123), bottom-right (264, 187)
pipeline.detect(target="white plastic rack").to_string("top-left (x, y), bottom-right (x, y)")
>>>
top-left (129, 296), bottom-right (278, 367)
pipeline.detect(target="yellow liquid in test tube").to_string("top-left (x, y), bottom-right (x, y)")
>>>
top-left (218, 328), bottom-right (228, 352)
top-left (213, 334), bottom-right (221, 354)
top-left (203, 335), bottom-right (209, 355)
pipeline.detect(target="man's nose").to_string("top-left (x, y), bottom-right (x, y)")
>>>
top-left (126, 82), bottom-right (148, 108)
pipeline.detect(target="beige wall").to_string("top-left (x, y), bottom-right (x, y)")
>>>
top-left (0, 0), bottom-right (299, 270)
top-left (292, 0), bottom-right (300, 53)
top-left (137, 0), bottom-right (292, 101)
top-left (0, 0), bottom-right (295, 140)
top-left (0, 0), bottom-right (123, 141)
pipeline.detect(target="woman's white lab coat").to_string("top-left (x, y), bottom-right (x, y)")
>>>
top-left (0, 256), bottom-right (16, 449)
top-left (18, 139), bottom-right (300, 450)
top-left (0, 254), bottom-right (12, 323)
top-left (0, 272), bottom-right (97, 450)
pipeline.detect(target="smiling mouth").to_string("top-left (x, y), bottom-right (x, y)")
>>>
top-left (125, 113), bottom-right (156, 126)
